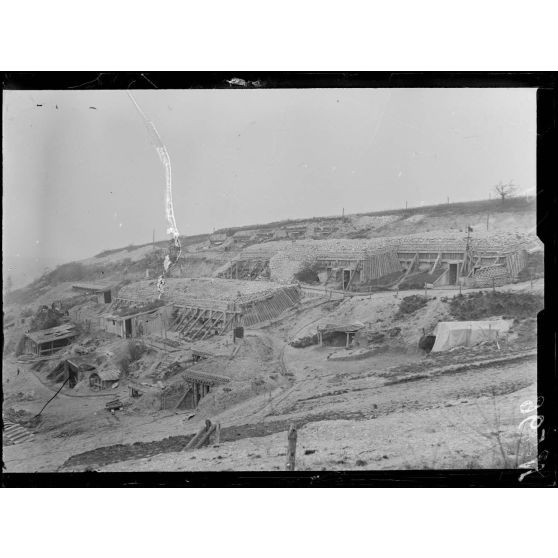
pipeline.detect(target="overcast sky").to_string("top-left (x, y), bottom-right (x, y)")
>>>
top-left (3, 88), bottom-right (535, 263)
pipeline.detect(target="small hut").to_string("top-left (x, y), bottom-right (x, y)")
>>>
top-left (24, 324), bottom-right (78, 356)
top-left (317, 321), bottom-right (365, 348)
top-left (89, 367), bottom-right (121, 391)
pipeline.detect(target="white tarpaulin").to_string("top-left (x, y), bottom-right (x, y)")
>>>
top-left (431, 320), bottom-right (513, 352)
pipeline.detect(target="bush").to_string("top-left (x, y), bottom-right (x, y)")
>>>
top-left (117, 357), bottom-right (130, 376)
top-left (396, 295), bottom-right (428, 317)
top-left (128, 341), bottom-right (146, 362)
top-left (29, 306), bottom-right (64, 332)
top-left (290, 333), bottom-right (319, 348)
top-left (449, 291), bottom-right (543, 320)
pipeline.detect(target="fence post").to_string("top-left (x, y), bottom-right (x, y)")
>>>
top-left (286, 424), bottom-right (297, 471)
top-left (186, 419), bottom-right (212, 450)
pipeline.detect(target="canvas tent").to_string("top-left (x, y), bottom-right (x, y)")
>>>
top-left (431, 320), bottom-right (512, 352)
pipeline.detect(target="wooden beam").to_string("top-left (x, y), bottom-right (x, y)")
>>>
top-left (181, 309), bottom-right (204, 337)
top-left (285, 424), bottom-right (297, 471)
top-left (345, 260), bottom-right (361, 291)
top-left (190, 310), bottom-right (212, 340)
top-left (430, 252), bottom-right (441, 273)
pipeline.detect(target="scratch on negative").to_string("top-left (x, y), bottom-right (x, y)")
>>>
top-left (126, 91), bottom-right (182, 296)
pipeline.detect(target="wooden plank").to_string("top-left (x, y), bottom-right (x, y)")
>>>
top-left (285, 424), bottom-right (297, 471)
top-left (430, 252), bottom-right (442, 273)
top-left (186, 420), bottom-right (211, 450)
top-left (193, 422), bottom-right (217, 449)
top-left (181, 309), bottom-right (204, 337)
top-left (345, 260), bottom-right (361, 290)
top-left (190, 310), bottom-right (213, 340)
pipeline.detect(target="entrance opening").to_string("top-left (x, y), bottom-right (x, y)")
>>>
top-left (343, 269), bottom-right (351, 290)
top-left (449, 263), bottom-right (458, 285)
top-left (104, 291), bottom-right (112, 303)
top-left (125, 318), bottom-right (132, 338)
top-left (67, 362), bottom-right (78, 388)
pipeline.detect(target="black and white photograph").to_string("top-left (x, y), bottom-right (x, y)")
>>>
top-left (3, 75), bottom-right (551, 483)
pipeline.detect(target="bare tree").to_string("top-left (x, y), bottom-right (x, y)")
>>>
top-left (494, 180), bottom-right (517, 204)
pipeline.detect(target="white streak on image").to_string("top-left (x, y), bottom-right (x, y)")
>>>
top-left (127, 91), bottom-right (180, 240)
top-left (127, 91), bottom-right (182, 297)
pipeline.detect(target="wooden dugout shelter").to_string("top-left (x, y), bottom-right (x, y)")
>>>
top-left (24, 324), bottom-right (78, 357)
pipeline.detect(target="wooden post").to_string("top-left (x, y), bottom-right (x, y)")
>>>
top-left (186, 419), bottom-right (212, 450)
top-left (194, 423), bottom-right (217, 449)
top-left (286, 424), bottom-right (297, 471)
top-left (214, 423), bottom-right (221, 445)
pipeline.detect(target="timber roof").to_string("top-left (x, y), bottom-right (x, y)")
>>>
top-left (72, 282), bottom-right (113, 293)
top-left (25, 324), bottom-right (78, 345)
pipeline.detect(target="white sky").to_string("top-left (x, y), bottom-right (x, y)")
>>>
top-left (2, 88), bottom-right (536, 262)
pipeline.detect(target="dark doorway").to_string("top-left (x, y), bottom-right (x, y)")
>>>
top-left (104, 290), bottom-right (112, 303)
top-left (67, 362), bottom-right (78, 388)
top-left (449, 263), bottom-right (458, 285)
top-left (343, 269), bottom-right (351, 290)
top-left (125, 319), bottom-right (132, 338)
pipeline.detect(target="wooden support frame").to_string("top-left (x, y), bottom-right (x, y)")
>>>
top-left (189, 309), bottom-right (212, 340)
top-left (345, 260), bottom-right (362, 291)
top-left (181, 309), bottom-right (204, 337)
top-left (399, 252), bottom-right (418, 283)
top-left (199, 311), bottom-right (226, 341)
top-left (430, 252), bottom-right (442, 273)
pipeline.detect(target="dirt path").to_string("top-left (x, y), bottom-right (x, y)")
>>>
top-left (58, 356), bottom-right (535, 471)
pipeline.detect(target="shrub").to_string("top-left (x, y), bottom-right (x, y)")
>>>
top-left (128, 341), bottom-right (146, 362)
top-left (117, 357), bottom-right (130, 376)
top-left (396, 295), bottom-right (428, 317)
top-left (449, 291), bottom-right (543, 321)
top-left (29, 306), bottom-right (64, 332)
